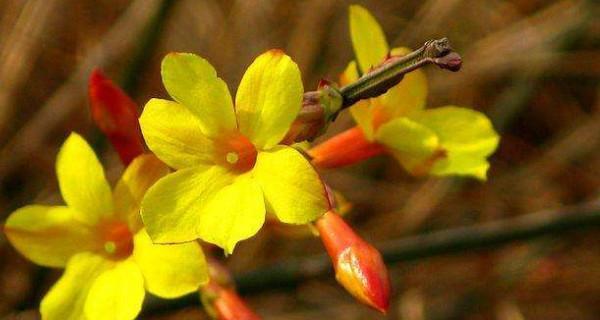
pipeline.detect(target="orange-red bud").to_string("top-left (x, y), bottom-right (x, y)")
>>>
top-left (309, 126), bottom-right (385, 169)
top-left (212, 287), bottom-right (260, 320)
top-left (316, 211), bottom-right (390, 313)
top-left (88, 68), bottom-right (145, 165)
top-left (200, 259), bottom-right (261, 320)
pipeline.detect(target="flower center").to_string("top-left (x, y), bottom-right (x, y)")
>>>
top-left (216, 132), bottom-right (257, 172)
top-left (99, 221), bottom-right (134, 260)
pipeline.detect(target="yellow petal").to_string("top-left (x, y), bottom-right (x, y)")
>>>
top-left (339, 60), bottom-right (360, 87)
top-left (133, 229), bottom-right (208, 298)
top-left (340, 61), bottom-right (376, 140)
top-left (84, 258), bottom-right (145, 320)
top-left (197, 174), bottom-right (265, 253)
top-left (113, 154), bottom-right (170, 230)
top-left (253, 146), bottom-right (329, 224)
top-left (40, 253), bottom-right (110, 320)
top-left (349, 100), bottom-right (375, 141)
top-left (235, 50), bottom-right (303, 149)
top-left (349, 5), bottom-right (389, 73)
top-left (56, 133), bottom-right (113, 225)
top-left (4, 205), bottom-right (98, 268)
top-left (375, 117), bottom-right (440, 174)
top-left (141, 165), bottom-right (235, 244)
top-left (377, 47), bottom-right (428, 119)
top-left (161, 53), bottom-right (236, 138)
top-left (140, 98), bottom-right (216, 169)
top-left (411, 106), bottom-right (499, 180)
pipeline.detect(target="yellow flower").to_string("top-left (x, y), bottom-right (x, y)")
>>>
top-left (3, 133), bottom-right (208, 320)
top-left (342, 5), bottom-right (499, 180)
top-left (139, 50), bottom-right (330, 253)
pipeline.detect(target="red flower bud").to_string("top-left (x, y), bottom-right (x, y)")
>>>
top-left (316, 211), bottom-right (390, 313)
top-left (200, 258), bottom-right (261, 320)
top-left (88, 69), bottom-right (145, 164)
top-left (309, 126), bottom-right (385, 169)
top-left (212, 287), bottom-right (260, 320)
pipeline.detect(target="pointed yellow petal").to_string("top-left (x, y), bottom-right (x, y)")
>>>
top-left (56, 133), bottom-right (113, 224)
top-left (40, 253), bottom-right (111, 320)
top-left (349, 5), bottom-right (389, 73)
top-left (197, 174), bottom-right (265, 253)
top-left (140, 98), bottom-right (216, 169)
top-left (349, 100), bottom-right (375, 141)
top-left (113, 154), bottom-right (170, 230)
top-left (375, 117), bottom-right (440, 174)
top-left (4, 205), bottom-right (98, 267)
top-left (235, 50), bottom-right (303, 149)
top-left (376, 117), bottom-right (439, 157)
top-left (161, 53), bottom-right (236, 138)
top-left (84, 259), bottom-right (145, 320)
top-left (141, 165), bottom-right (234, 244)
top-left (133, 229), bottom-right (208, 298)
top-left (340, 61), bottom-right (376, 140)
top-left (339, 60), bottom-right (360, 87)
top-left (253, 146), bottom-right (330, 224)
top-left (377, 47), bottom-right (428, 119)
top-left (412, 106), bottom-right (499, 180)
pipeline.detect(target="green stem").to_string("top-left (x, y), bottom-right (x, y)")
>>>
top-left (339, 37), bottom-right (462, 108)
top-left (287, 38), bottom-right (462, 143)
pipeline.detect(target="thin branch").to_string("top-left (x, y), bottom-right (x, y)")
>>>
top-left (339, 37), bottom-right (461, 108)
top-left (238, 200), bottom-right (600, 292)
top-left (144, 200), bottom-right (600, 314)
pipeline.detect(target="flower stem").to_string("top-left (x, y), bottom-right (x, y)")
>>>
top-left (339, 37), bottom-right (462, 108)
top-left (288, 38), bottom-right (462, 143)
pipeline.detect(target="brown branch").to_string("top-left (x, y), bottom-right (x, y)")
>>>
top-left (143, 200), bottom-right (600, 314)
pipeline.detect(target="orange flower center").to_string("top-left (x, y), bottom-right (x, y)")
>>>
top-left (99, 221), bottom-right (134, 260)
top-left (215, 132), bottom-right (257, 173)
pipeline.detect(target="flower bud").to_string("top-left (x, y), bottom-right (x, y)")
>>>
top-left (309, 126), bottom-right (385, 169)
top-left (316, 211), bottom-right (390, 313)
top-left (88, 69), bottom-right (145, 164)
top-left (200, 258), bottom-right (261, 320)
top-left (283, 80), bottom-right (343, 143)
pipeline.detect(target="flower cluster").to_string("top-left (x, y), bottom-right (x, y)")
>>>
top-left (311, 5), bottom-right (499, 180)
top-left (2, 5), bottom-right (499, 319)
top-left (4, 134), bottom-right (207, 320)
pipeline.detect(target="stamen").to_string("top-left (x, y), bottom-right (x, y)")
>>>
top-left (226, 152), bottom-right (239, 164)
top-left (104, 241), bottom-right (117, 254)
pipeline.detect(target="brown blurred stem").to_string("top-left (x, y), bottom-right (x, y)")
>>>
top-left (338, 37), bottom-right (462, 109)
top-left (118, 0), bottom-right (176, 93)
top-left (144, 200), bottom-right (600, 314)
top-left (236, 200), bottom-right (600, 292)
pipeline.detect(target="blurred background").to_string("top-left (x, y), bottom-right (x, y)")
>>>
top-left (0, 0), bottom-right (598, 319)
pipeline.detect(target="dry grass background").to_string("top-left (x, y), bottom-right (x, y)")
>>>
top-left (0, 0), bottom-right (599, 319)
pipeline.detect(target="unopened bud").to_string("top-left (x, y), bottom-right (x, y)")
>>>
top-left (283, 80), bottom-right (343, 143)
top-left (200, 259), bottom-right (261, 320)
top-left (316, 211), bottom-right (390, 313)
top-left (434, 51), bottom-right (462, 71)
top-left (88, 69), bottom-right (145, 164)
